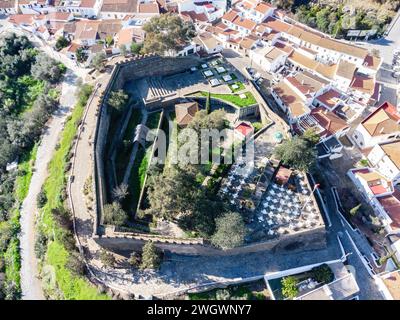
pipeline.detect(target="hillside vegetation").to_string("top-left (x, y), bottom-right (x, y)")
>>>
top-left (0, 33), bottom-right (65, 300)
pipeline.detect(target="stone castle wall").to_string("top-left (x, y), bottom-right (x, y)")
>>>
top-left (94, 226), bottom-right (326, 256)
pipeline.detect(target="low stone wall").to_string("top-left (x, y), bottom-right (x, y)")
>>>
top-left (94, 226), bottom-right (326, 256)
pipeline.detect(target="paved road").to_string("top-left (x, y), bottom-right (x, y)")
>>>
top-left (19, 70), bottom-right (79, 300)
top-left (321, 184), bottom-right (383, 300)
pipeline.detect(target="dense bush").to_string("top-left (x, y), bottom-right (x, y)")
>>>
top-left (311, 264), bottom-right (334, 284)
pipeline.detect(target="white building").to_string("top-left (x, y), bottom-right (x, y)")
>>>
top-left (178, 0), bottom-right (227, 23)
top-left (367, 141), bottom-right (400, 185)
top-left (0, 0), bottom-right (17, 15)
top-left (250, 45), bottom-right (288, 73)
top-left (352, 101), bottom-right (400, 149)
top-left (56, 0), bottom-right (103, 18)
top-left (18, 0), bottom-right (57, 14)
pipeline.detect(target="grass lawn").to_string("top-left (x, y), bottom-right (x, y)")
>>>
top-left (115, 109), bottom-right (142, 183)
top-left (124, 146), bottom-right (145, 214)
top-left (39, 84), bottom-right (110, 300)
top-left (146, 111), bottom-right (161, 130)
top-left (15, 143), bottom-right (38, 202)
top-left (228, 81), bottom-right (245, 93)
top-left (197, 91), bottom-right (257, 108)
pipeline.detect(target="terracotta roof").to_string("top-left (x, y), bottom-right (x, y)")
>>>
top-left (117, 27), bottom-right (144, 46)
top-left (287, 71), bottom-right (328, 97)
top-left (381, 141), bottom-right (400, 170)
top-left (298, 29), bottom-right (322, 46)
top-left (273, 40), bottom-right (293, 54)
top-left (361, 101), bottom-right (400, 137)
top-left (74, 20), bottom-right (99, 40)
top-left (350, 74), bottom-right (376, 95)
top-left (235, 121), bottom-right (253, 136)
top-left (310, 107), bottom-right (348, 137)
top-left (315, 89), bottom-right (342, 109)
top-left (378, 190), bottom-right (400, 229)
top-left (315, 62), bottom-right (337, 80)
top-left (222, 9), bottom-right (239, 23)
top-left (101, 0), bottom-right (138, 13)
top-left (239, 35), bottom-right (257, 49)
top-left (287, 25), bottom-right (303, 38)
top-left (317, 38), bottom-right (368, 60)
top-left (97, 19), bottom-right (122, 39)
top-left (263, 17), bottom-right (291, 33)
top-left (363, 54), bottom-right (381, 71)
top-left (273, 81), bottom-right (308, 118)
top-left (181, 10), bottom-right (208, 22)
top-left (175, 102), bottom-right (199, 126)
top-left (8, 14), bottom-right (35, 25)
top-left (254, 2), bottom-right (273, 14)
top-left (288, 50), bottom-right (319, 70)
top-left (138, 2), bottom-right (159, 14)
top-left (264, 46), bottom-right (285, 61)
top-left (382, 271), bottom-right (400, 299)
top-left (232, 16), bottom-right (257, 31)
top-left (65, 42), bottom-right (81, 53)
top-left (79, 0), bottom-right (97, 7)
top-left (0, 0), bottom-right (15, 9)
top-left (336, 59), bottom-right (357, 80)
top-left (45, 12), bottom-right (72, 21)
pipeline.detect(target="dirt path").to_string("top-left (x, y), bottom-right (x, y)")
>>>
top-left (19, 70), bottom-right (79, 300)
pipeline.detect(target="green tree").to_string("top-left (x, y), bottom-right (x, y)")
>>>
top-left (274, 136), bottom-right (316, 172)
top-left (206, 91), bottom-right (211, 114)
top-left (311, 264), bottom-right (334, 284)
top-left (142, 13), bottom-right (196, 56)
top-left (128, 251), bottom-right (141, 267)
top-left (107, 89), bottom-right (129, 112)
top-left (119, 45), bottom-right (127, 56)
top-left (140, 241), bottom-right (161, 270)
top-left (31, 53), bottom-right (66, 83)
top-left (302, 128), bottom-right (320, 147)
top-left (90, 52), bottom-right (106, 71)
top-left (55, 36), bottom-right (70, 50)
top-left (281, 276), bottom-right (299, 299)
top-left (76, 47), bottom-right (87, 63)
top-left (211, 212), bottom-right (247, 249)
top-left (99, 249), bottom-right (116, 267)
top-left (103, 201), bottom-right (128, 226)
top-left (130, 42), bottom-right (143, 55)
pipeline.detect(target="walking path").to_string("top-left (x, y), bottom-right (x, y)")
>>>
top-left (20, 70), bottom-right (79, 300)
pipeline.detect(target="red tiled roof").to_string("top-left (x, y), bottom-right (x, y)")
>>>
top-left (378, 190), bottom-right (400, 229)
top-left (315, 89), bottom-right (342, 109)
top-left (222, 9), bottom-right (239, 22)
top-left (235, 122), bottom-right (253, 136)
top-left (310, 107), bottom-right (348, 137)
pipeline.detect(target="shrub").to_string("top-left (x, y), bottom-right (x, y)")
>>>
top-left (311, 264), bottom-right (334, 284)
top-left (103, 202), bottom-right (128, 226)
top-left (99, 249), bottom-right (116, 268)
top-left (66, 251), bottom-right (86, 276)
top-left (128, 251), bottom-right (141, 268)
top-left (281, 276), bottom-right (299, 299)
top-left (36, 188), bottom-right (47, 208)
top-left (215, 289), bottom-right (231, 300)
top-left (140, 241), bottom-right (161, 270)
top-left (211, 212), bottom-right (247, 249)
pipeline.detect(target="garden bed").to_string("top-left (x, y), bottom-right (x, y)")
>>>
top-left (195, 91), bottom-right (257, 108)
